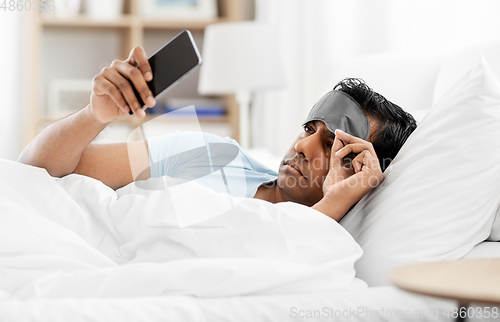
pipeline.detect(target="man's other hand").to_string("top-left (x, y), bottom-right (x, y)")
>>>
top-left (313, 129), bottom-right (384, 221)
top-left (90, 46), bottom-right (157, 124)
top-left (324, 129), bottom-right (384, 200)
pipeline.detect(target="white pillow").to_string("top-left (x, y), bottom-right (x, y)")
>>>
top-left (433, 38), bottom-right (500, 104)
top-left (432, 40), bottom-right (500, 242)
top-left (340, 58), bottom-right (500, 286)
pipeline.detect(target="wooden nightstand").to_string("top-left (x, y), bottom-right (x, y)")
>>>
top-left (389, 259), bottom-right (500, 322)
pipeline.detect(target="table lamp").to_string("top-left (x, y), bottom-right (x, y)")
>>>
top-left (198, 21), bottom-right (286, 149)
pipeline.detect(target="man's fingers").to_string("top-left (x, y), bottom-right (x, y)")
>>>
top-left (332, 136), bottom-right (345, 154)
top-left (352, 151), bottom-right (367, 173)
top-left (334, 129), bottom-right (371, 147)
top-left (101, 67), bottom-right (145, 118)
top-left (334, 128), bottom-right (366, 144)
top-left (354, 150), bottom-right (384, 187)
top-left (352, 150), bottom-right (380, 173)
top-left (93, 75), bottom-right (130, 115)
top-left (335, 142), bottom-right (376, 159)
top-left (127, 47), bottom-right (153, 82)
top-left (112, 60), bottom-right (156, 108)
top-left (329, 136), bottom-right (345, 168)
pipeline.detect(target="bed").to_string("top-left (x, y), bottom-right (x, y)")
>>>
top-left (2, 39), bottom-right (500, 322)
top-left (0, 158), bottom-right (462, 322)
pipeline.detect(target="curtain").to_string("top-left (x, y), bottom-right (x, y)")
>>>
top-left (251, 0), bottom-right (341, 157)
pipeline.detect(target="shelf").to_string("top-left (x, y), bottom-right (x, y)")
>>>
top-left (41, 15), bottom-right (232, 30)
top-left (41, 15), bottom-right (135, 28)
top-left (24, 0), bottom-right (244, 145)
top-left (142, 18), bottom-right (231, 30)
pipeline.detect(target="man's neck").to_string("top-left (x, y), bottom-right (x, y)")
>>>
top-left (253, 181), bottom-right (287, 203)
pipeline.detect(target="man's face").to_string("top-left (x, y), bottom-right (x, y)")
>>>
top-left (277, 120), bottom-right (375, 206)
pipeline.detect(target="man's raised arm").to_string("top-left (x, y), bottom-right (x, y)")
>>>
top-left (18, 47), bottom-right (156, 189)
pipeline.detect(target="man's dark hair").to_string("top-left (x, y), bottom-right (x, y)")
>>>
top-left (334, 78), bottom-right (417, 172)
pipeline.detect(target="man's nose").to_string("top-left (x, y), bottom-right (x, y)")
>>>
top-left (294, 132), bottom-right (322, 162)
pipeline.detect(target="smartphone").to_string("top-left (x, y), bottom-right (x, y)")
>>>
top-left (129, 30), bottom-right (202, 114)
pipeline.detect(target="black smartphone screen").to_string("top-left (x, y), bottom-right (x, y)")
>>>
top-left (130, 30), bottom-right (201, 111)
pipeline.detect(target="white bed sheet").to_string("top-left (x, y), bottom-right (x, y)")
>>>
top-left (0, 286), bottom-right (457, 322)
top-left (0, 159), bottom-right (366, 309)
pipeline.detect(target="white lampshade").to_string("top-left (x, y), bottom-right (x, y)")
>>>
top-left (198, 21), bottom-right (285, 94)
top-left (198, 21), bottom-right (286, 148)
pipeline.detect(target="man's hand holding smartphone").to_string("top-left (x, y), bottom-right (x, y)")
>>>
top-left (89, 46), bottom-right (156, 124)
top-left (88, 30), bottom-right (202, 124)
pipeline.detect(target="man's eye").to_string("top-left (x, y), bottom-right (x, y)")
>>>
top-left (303, 125), bottom-right (313, 133)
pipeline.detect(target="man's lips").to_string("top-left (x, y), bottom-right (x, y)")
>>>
top-left (284, 159), bottom-right (306, 179)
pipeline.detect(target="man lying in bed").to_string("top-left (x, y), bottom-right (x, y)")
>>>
top-left (18, 47), bottom-right (416, 222)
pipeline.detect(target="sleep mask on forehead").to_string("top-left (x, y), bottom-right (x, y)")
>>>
top-left (303, 90), bottom-right (370, 140)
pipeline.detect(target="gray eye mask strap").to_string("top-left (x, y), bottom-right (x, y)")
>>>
top-left (303, 90), bottom-right (370, 140)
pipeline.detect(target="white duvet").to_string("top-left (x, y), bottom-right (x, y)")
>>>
top-left (0, 159), bottom-right (365, 301)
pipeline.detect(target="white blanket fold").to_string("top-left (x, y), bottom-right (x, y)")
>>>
top-left (0, 159), bottom-right (365, 299)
